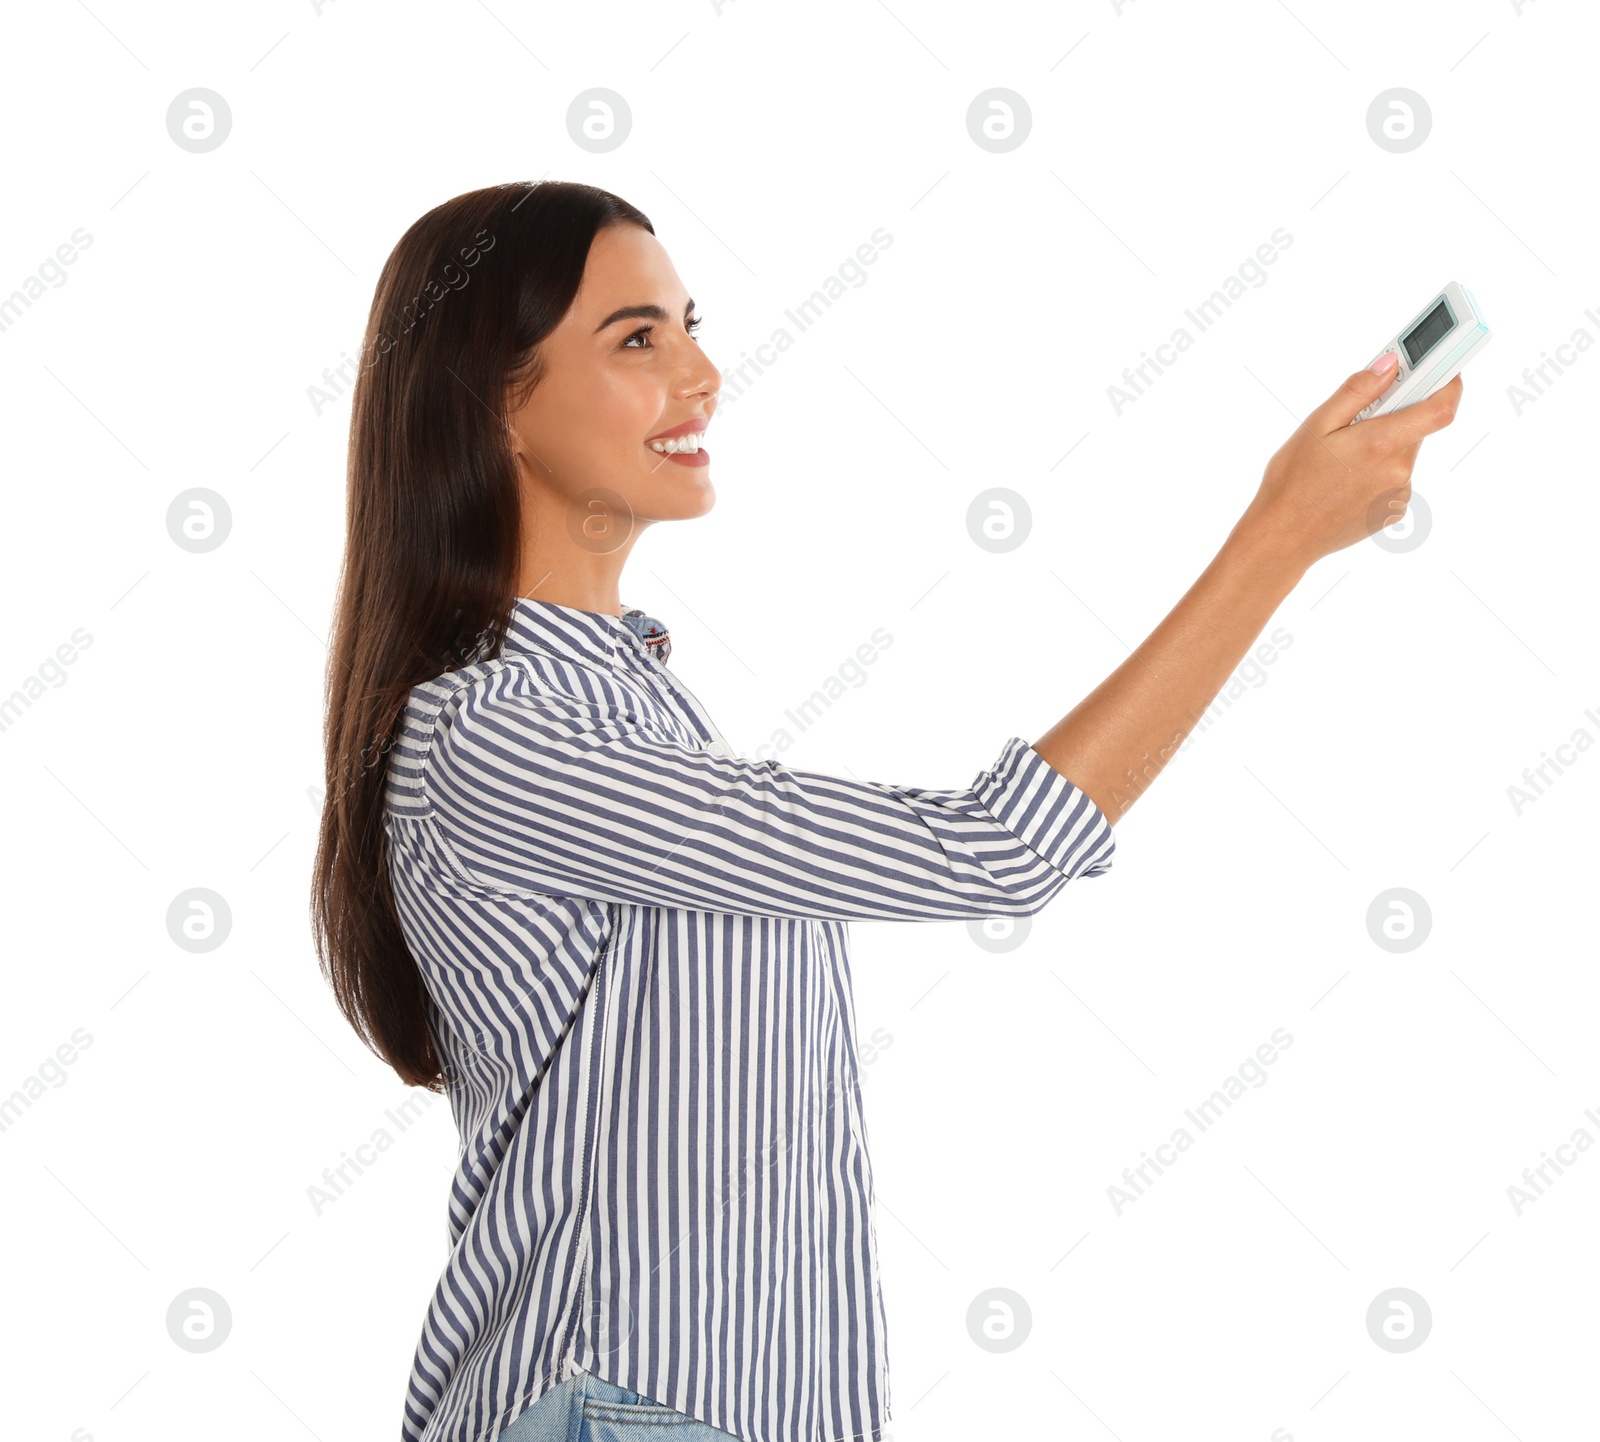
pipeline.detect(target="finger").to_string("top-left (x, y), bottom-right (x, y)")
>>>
top-left (1310, 356), bottom-right (1406, 432)
top-left (1356, 373), bottom-right (1463, 449)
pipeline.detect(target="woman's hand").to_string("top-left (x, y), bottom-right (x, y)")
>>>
top-left (1237, 355), bottom-right (1463, 573)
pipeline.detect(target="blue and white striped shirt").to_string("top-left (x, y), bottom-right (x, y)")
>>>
top-left (384, 596), bottom-right (1116, 1442)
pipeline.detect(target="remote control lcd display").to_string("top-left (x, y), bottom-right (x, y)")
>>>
top-left (1403, 300), bottom-right (1453, 366)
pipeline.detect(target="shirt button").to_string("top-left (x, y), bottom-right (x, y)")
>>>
top-left (707, 740), bottom-right (733, 758)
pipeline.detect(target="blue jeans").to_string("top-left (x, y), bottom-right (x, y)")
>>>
top-left (495, 1368), bottom-right (744, 1442)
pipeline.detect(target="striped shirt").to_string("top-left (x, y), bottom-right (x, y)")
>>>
top-left (383, 596), bottom-right (1117, 1442)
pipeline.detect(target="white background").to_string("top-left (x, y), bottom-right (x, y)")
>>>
top-left (2, 1), bottom-right (1595, 1439)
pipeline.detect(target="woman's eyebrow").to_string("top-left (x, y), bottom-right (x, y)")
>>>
top-left (593, 298), bottom-right (696, 334)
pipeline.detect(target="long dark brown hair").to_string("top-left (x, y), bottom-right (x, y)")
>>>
top-left (310, 180), bottom-right (654, 1091)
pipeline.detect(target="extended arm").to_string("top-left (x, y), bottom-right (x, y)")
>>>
top-left (1033, 357), bottom-right (1463, 821)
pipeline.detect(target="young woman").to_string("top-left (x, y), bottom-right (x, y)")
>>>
top-left (312, 180), bottom-right (1461, 1442)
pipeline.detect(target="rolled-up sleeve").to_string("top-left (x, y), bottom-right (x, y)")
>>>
top-left (423, 667), bottom-right (1115, 922)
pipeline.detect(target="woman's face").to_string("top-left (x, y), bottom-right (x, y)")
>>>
top-left (507, 224), bottom-right (721, 537)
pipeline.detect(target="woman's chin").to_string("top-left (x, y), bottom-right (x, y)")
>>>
top-left (643, 462), bottom-right (716, 516)
top-left (670, 477), bottom-right (716, 519)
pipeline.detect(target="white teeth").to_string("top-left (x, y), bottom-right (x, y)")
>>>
top-left (650, 433), bottom-right (703, 454)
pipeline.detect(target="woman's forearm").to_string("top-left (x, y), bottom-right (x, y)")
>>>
top-left (1032, 515), bottom-right (1306, 822)
top-left (1030, 358), bottom-right (1463, 824)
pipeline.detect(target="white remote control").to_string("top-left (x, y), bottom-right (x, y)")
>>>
top-left (1351, 281), bottom-right (1491, 424)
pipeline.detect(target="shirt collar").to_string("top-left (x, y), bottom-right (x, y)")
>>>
top-left (497, 596), bottom-right (672, 668)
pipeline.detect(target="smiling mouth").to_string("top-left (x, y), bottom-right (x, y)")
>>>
top-left (648, 433), bottom-right (705, 455)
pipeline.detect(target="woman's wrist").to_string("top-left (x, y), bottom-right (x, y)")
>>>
top-left (1222, 504), bottom-right (1313, 599)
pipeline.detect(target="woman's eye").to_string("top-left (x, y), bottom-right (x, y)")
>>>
top-left (623, 317), bottom-right (704, 350)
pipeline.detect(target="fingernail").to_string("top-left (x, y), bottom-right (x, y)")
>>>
top-left (1370, 350), bottom-right (1398, 375)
